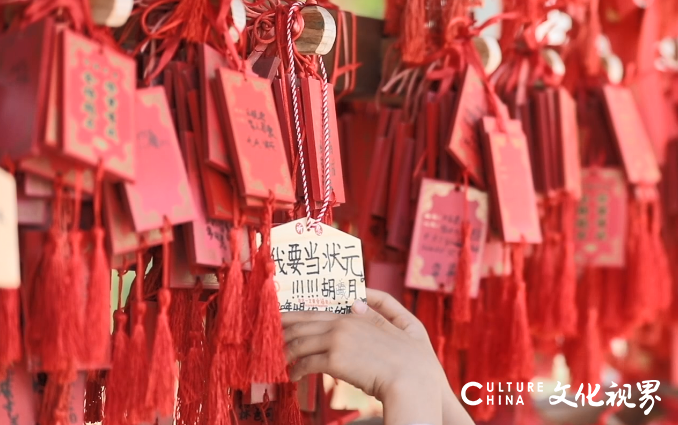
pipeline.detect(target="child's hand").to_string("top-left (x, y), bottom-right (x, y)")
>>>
top-left (282, 289), bottom-right (446, 425)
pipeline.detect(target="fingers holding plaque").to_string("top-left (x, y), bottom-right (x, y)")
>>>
top-left (271, 218), bottom-right (367, 315)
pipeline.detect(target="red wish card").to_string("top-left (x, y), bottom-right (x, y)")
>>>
top-left (405, 178), bottom-right (488, 295)
top-left (103, 183), bottom-right (168, 255)
top-left (301, 77), bottom-right (346, 204)
top-left (0, 19), bottom-right (55, 160)
top-left (123, 87), bottom-right (196, 232)
top-left (481, 117), bottom-right (542, 244)
top-left (447, 66), bottom-right (488, 187)
top-left (19, 156), bottom-right (96, 194)
top-left (60, 29), bottom-right (136, 181)
top-left (198, 44), bottom-right (231, 173)
top-left (214, 68), bottom-right (295, 207)
top-left (601, 85), bottom-right (661, 185)
top-left (17, 197), bottom-right (50, 227)
top-left (575, 168), bottom-right (627, 267)
top-left (555, 87), bottom-right (582, 199)
top-left (481, 239), bottom-right (511, 277)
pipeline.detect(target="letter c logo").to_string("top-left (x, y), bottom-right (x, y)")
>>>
top-left (461, 382), bottom-right (482, 406)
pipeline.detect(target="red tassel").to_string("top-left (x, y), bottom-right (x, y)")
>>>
top-left (104, 310), bottom-right (131, 425)
top-left (0, 288), bottom-right (22, 372)
top-left (39, 370), bottom-right (76, 425)
top-left (507, 243), bottom-right (534, 382)
top-left (624, 199), bottom-right (653, 327)
top-left (84, 371), bottom-right (105, 424)
top-left (467, 287), bottom-right (495, 422)
top-left (170, 288), bottom-right (192, 361)
top-left (490, 273), bottom-right (512, 381)
top-left (275, 382), bottom-right (304, 425)
top-left (649, 201), bottom-right (672, 313)
top-left (219, 227), bottom-right (245, 345)
top-left (85, 227), bottom-right (112, 366)
top-left (556, 196), bottom-right (577, 337)
top-left (249, 199), bottom-right (287, 384)
top-left (207, 350), bottom-right (232, 425)
top-left (384, 0), bottom-right (403, 35)
top-left (526, 200), bottom-right (556, 337)
top-left (401, 0), bottom-right (426, 64)
top-left (146, 220), bottom-right (179, 417)
top-left (126, 250), bottom-right (153, 424)
top-left (452, 221), bottom-right (472, 324)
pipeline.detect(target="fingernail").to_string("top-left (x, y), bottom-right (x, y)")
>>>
top-left (291, 374), bottom-right (301, 382)
top-left (352, 299), bottom-right (368, 314)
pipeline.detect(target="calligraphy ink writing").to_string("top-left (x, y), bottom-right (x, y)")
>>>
top-left (0, 370), bottom-right (18, 425)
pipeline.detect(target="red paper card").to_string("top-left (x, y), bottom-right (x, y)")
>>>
top-left (601, 85), bottom-right (661, 185)
top-left (0, 19), bottom-right (54, 160)
top-left (555, 87), bottom-right (582, 199)
top-left (0, 366), bottom-right (37, 425)
top-left (60, 29), bottom-right (136, 181)
top-left (405, 178), bottom-right (489, 295)
top-left (481, 117), bottom-right (543, 244)
top-left (242, 384), bottom-right (277, 404)
top-left (481, 239), bottom-right (511, 277)
top-left (103, 183), bottom-right (168, 255)
top-left (447, 66), bottom-right (488, 187)
top-left (301, 77), bottom-right (346, 204)
top-left (198, 44), bottom-right (232, 173)
top-left (214, 68), bottom-right (295, 206)
top-left (575, 168), bottom-right (627, 267)
top-left (123, 87), bottom-right (196, 232)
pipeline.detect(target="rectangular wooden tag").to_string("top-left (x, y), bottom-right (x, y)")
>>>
top-left (214, 68), bottom-right (295, 207)
top-left (447, 66), bottom-right (487, 187)
top-left (0, 169), bottom-right (20, 289)
top-left (123, 87), bottom-right (196, 232)
top-left (386, 135), bottom-right (415, 251)
top-left (575, 168), bottom-right (627, 267)
top-left (481, 117), bottom-right (542, 244)
top-left (0, 366), bottom-right (37, 425)
top-left (103, 183), bottom-right (168, 255)
top-left (198, 44), bottom-right (232, 173)
top-left (555, 87), bottom-right (582, 199)
top-left (300, 77), bottom-right (346, 205)
top-left (404, 178), bottom-right (488, 295)
top-left (60, 29), bottom-right (136, 181)
top-left (182, 125), bottom-right (252, 270)
top-left (531, 90), bottom-right (554, 193)
top-left (601, 85), bottom-right (661, 185)
top-left (170, 229), bottom-right (219, 290)
top-left (0, 18), bottom-right (55, 160)
top-left (18, 156), bottom-right (95, 194)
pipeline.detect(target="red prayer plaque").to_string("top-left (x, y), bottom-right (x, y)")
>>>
top-left (0, 366), bottom-right (37, 425)
top-left (103, 183), bottom-right (168, 255)
top-left (123, 87), bottom-right (196, 232)
top-left (0, 19), bottom-right (54, 160)
top-left (367, 261), bottom-right (405, 303)
top-left (300, 77), bottom-right (346, 204)
top-left (214, 68), bottom-right (295, 206)
top-left (170, 229), bottom-right (219, 290)
top-left (19, 156), bottom-right (95, 194)
top-left (601, 85), bottom-right (661, 185)
top-left (555, 87), bottom-right (582, 199)
top-left (198, 44), bottom-right (232, 173)
top-left (447, 66), bottom-right (488, 187)
top-left (182, 126), bottom-right (251, 270)
top-left (405, 178), bottom-right (489, 295)
top-left (481, 117), bottom-right (543, 244)
top-left (575, 168), bottom-right (627, 267)
top-left (60, 29), bottom-right (136, 181)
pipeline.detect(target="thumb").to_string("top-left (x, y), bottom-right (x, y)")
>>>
top-left (351, 299), bottom-right (389, 328)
